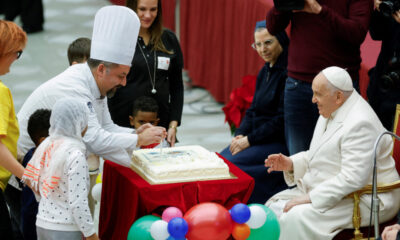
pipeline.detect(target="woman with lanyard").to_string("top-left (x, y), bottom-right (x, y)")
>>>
top-left (108, 0), bottom-right (184, 146)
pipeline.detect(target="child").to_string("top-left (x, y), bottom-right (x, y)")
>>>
top-left (22, 98), bottom-right (98, 240)
top-left (21, 109), bottom-right (51, 240)
top-left (67, 37), bottom-right (91, 65)
top-left (129, 96), bottom-right (169, 149)
top-left (68, 36), bottom-right (99, 218)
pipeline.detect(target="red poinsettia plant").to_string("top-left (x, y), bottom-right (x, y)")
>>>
top-left (222, 75), bottom-right (257, 135)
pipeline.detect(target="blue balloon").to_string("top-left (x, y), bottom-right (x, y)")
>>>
top-left (167, 217), bottom-right (189, 238)
top-left (167, 237), bottom-right (185, 240)
top-left (230, 203), bottom-right (251, 224)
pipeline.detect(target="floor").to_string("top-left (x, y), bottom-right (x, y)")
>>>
top-left (1, 0), bottom-right (232, 234)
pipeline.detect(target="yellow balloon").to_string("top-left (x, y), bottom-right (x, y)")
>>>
top-left (96, 173), bottom-right (102, 184)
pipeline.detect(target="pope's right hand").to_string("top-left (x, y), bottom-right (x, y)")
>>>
top-left (137, 126), bottom-right (167, 147)
top-left (265, 153), bottom-right (293, 173)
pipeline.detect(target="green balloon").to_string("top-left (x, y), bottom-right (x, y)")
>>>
top-left (127, 215), bottom-right (161, 240)
top-left (247, 204), bottom-right (280, 240)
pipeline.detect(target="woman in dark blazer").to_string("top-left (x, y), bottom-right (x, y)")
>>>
top-left (220, 20), bottom-right (289, 204)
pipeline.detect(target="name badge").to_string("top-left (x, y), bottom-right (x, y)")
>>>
top-left (157, 56), bottom-right (170, 70)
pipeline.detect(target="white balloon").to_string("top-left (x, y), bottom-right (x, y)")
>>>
top-left (91, 183), bottom-right (102, 202)
top-left (150, 220), bottom-right (170, 240)
top-left (246, 205), bottom-right (267, 229)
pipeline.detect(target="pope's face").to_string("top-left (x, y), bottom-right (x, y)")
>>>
top-left (137, 0), bottom-right (158, 30)
top-left (100, 64), bottom-right (130, 98)
top-left (311, 73), bottom-right (340, 118)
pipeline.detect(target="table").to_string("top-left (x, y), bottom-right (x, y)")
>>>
top-left (98, 155), bottom-right (255, 240)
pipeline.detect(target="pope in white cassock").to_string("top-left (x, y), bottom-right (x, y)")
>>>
top-left (17, 6), bottom-right (166, 168)
top-left (265, 66), bottom-right (400, 240)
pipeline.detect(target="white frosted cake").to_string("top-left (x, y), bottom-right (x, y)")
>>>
top-left (131, 145), bottom-right (230, 183)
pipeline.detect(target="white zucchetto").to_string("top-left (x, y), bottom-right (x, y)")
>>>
top-left (322, 66), bottom-right (354, 91)
top-left (91, 6), bottom-right (140, 66)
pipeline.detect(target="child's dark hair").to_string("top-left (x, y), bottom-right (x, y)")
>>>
top-left (132, 96), bottom-right (159, 116)
top-left (27, 109), bottom-right (51, 146)
top-left (67, 37), bottom-right (91, 65)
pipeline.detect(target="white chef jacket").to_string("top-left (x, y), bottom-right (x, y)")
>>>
top-left (17, 63), bottom-right (137, 167)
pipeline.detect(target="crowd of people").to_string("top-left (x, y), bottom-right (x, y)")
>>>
top-left (1, 0), bottom-right (400, 239)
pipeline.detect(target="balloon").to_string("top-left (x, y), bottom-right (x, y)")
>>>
top-left (150, 220), bottom-right (170, 240)
top-left (183, 202), bottom-right (232, 240)
top-left (162, 207), bottom-right (183, 222)
top-left (230, 203), bottom-right (251, 224)
top-left (247, 204), bottom-right (280, 240)
top-left (127, 215), bottom-right (161, 240)
top-left (91, 183), bottom-right (102, 202)
top-left (166, 237), bottom-right (185, 240)
top-left (96, 173), bottom-right (102, 184)
top-left (232, 223), bottom-right (251, 240)
top-left (246, 205), bottom-right (267, 229)
top-left (167, 217), bottom-right (188, 238)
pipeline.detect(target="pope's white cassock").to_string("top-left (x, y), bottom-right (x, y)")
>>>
top-left (266, 90), bottom-right (400, 240)
top-left (17, 6), bottom-right (140, 167)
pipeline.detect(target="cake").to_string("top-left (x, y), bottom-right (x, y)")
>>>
top-left (131, 145), bottom-right (231, 183)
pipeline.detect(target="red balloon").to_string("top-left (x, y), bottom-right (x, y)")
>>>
top-left (183, 202), bottom-right (233, 240)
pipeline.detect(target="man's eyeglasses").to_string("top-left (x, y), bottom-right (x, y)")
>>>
top-left (16, 50), bottom-right (23, 59)
top-left (251, 39), bottom-right (274, 50)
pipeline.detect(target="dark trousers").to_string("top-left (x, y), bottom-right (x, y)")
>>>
top-left (21, 185), bottom-right (38, 240)
top-left (284, 77), bottom-right (319, 155)
top-left (220, 142), bottom-right (288, 204)
top-left (5, 185), bottom-right (24, 240)
top-left (0, 188), bottom-right (15, 240)
top-left (4, 0), bottom-right (44, 32)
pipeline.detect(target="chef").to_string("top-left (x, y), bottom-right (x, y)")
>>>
top-left (17, 5), bottom-right (166, 168)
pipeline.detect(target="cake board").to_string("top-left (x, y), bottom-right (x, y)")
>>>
top-left (130, 164), bottom-right (237, 185)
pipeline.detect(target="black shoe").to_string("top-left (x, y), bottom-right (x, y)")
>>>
top-left (23, 25), bottom-right (43, 34)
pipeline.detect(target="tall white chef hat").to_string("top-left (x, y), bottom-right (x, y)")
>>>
top-left (91, 6), bottom-right (140, 66)
top-left (321, 66), bottom-right (353, 91)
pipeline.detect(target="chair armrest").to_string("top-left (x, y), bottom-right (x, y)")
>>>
top-left (348, 180), bottom-right (400, 197)
top-left (346, 180), bottom-right (400, 240)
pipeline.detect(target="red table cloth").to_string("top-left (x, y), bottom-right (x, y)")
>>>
top-left (98, 155), bottom-right (255, 240)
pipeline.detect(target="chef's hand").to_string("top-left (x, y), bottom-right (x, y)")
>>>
top-left (136, 123), bottom-right (153, 134)
top-left (283, 194), bottom-right (311, 213)
top-left (265, 153), bottom-right (293, 173)
top-left (229, 136), bottom-right (250, 155)
top-left (137, 126), bottom-right (167, 147)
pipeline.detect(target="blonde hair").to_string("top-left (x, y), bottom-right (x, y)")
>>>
top-left (126, 0), bottom-right (172, 54)
top-left (0, 20), bottom-right (27, 57)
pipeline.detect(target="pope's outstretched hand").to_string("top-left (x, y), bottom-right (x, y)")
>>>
top-left (265, 153), bottom-right (293, 173)
top-left (137, 125), bottom-right (167, 147)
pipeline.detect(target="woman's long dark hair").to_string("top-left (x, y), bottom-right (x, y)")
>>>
top-left (126, 0), bottom-right (172, 54)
